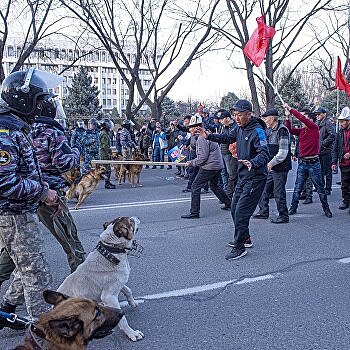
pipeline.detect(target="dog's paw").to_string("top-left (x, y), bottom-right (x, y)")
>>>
top-left (128, 329), bottom-right (144, 341)
top-left (128, 299), bottom-right (138, 308)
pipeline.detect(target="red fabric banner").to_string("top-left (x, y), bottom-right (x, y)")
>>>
top-left (243, 16), bottom-right (276, 67)
top-left (335, 57), bottom-right (350, 96)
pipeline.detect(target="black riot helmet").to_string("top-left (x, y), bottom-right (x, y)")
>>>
top-left (122, 119), bottom-right (131, 129)
top-left (0, 68), bottom-right (63, 124)
top-left (36, 93), bottom-right (58, 118)
top-left (101, 118), bottom-right (112, 130)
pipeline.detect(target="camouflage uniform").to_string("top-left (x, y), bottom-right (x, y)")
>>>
top-left (70, 126), bottom-right (86, 156)
top-left (99, 126), bottom-right (113, 183)
top-left (82, 129), bottom-right (99, 174)
top-left (0, 113), bottom-right (52, 318)
top-left (33, 117), bottom-right (85, 272)
top-left (120, 127), bottom-right (136, 159)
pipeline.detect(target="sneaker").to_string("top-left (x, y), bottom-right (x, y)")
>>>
top-left (225, 248), bottom-right (247, 260)
top-left (339, 202), bottom-right (350, 210)
top-left (167, 166), bottom-right (172, 170)
top-left (105, 182), bottom-right (116, 189)
top-left (151, 166), bottom-right (157, 169)
top-left (181, 213), bottom-right (200, 219)
top-left (303, 198), bottom-right (312, 205)
top-left (324, 208), bottom-right (332, 218)
top-left (227, 237), bottom-right (253, 248)
top-left (182, 188), bottom-right (191, 193)
top-left (288, 207), bottom-right (297, 215)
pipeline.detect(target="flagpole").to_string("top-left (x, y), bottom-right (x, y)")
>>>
top-left (336, 89), bottom-right (339, 115)
top-left (257, 66), bottom-right (285, 105)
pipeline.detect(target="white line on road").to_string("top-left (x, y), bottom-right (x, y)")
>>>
top-left (338, 257), bottom-right (350, 264)
top-left (128, 273), bottom-right (279, 303)
top-left (70, 186), bottom-right (341, 212)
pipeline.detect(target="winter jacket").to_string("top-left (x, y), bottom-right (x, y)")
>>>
top-left (190, 136), bottom-right (223, 170)
top-left (32, 117), bottom-right (80, 190)
top-left (208, 117), bottom-right (270, 179)
top-left (316, 118), bottom-right (335, 155)
top-left (70, 127), bottom-right (85, 155)
top-left (99, 127), bottom-right (112, 160)
top-left (0, 113), bottom-right (48, 214)
top-left (332, 128), bottom-right (350, 167)
top-left (219, 122), bottom-right (236, 155)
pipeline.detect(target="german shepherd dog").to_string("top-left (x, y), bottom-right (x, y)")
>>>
top-left (63, 168), bottom-right (81, 188)
top-left (66, 166), bottom-right (107, 209)
top-left (15, 290), bottom-right (124, 350)
top-left (118, 151), bottom-right (147, 188)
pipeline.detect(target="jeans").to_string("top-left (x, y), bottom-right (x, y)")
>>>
top-left (290, 159), bottom-right (329, 210)
top-left (258, 171), bottom-right (289, 219)
top-left (319, 153), bottom-right (333, 192)
top-left (190, 168), bottom-right (231, 214)
top-left (153, 145), bottom-right (164, 163)
top-left (231, 177), bottom-right (267, 250)
top-left (340, 167), bottom-right (350, 204)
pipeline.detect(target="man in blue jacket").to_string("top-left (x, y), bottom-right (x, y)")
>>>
top-left (200, 100), bottom-right (270, 260)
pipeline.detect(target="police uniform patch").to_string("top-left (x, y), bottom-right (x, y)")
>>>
top-left (0, 150), bottom-right (11, 166)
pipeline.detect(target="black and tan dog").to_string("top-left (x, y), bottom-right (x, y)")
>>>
top-left (63, 167), bottom-right (81, 188)
top-left (15, 290), bottom-right (124, 350)
top-left (118, 152), bottom-right (148, 188)
top-left (66, 166), bottom-right (106, 209)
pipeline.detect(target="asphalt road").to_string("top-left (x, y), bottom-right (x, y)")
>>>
top-left (1, 163), bottom-right (350, 350)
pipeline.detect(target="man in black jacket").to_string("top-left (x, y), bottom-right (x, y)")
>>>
top-left (316, 107), bottom-right (335, 195)
top-left (254, 108), bottom-right (291, 223)
top-left (199, 99), bottom-right (270, 260)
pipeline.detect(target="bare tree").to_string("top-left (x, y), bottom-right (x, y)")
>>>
top-left (0, 0), bottom-right (68, 83)
top-left (59, 0), bottom-right (223, 120)
top-left (220, 0), bottom-right (340, 115)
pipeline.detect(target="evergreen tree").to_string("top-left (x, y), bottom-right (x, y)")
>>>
top-left (161, 96), bottom-right (178, 124)
top-left (220, 92), bottom-right (239, 110)
top-left (64, 66), bottom-right (102, 122)
top-left (319, 90), bottom-right (349, 117)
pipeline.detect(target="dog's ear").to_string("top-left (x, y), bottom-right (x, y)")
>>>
top-left (103, 221), bottom-right (110, 230)
top-left (49, 316), bottom-right (83, 338)
top-left (43, 290), bottom-right (69, 306)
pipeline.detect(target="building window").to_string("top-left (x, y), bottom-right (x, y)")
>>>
top-left (7, 46), bottom-right (14, 57)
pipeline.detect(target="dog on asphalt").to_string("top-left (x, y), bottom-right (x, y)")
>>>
top-left (117, 152), bottom-right (148, 188)
top-left (15, 290), bottom-right (124, 350)
top-left (65, 166), bottom-right (107, 209)
top-left (57, 216), bottom-right (144, 342)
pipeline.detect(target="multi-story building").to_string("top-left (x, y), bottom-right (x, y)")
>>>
top-left (2, 37), bottom-right (153, 116)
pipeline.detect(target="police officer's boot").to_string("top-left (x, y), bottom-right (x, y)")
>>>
top-left (105, 181), bottom-right (116, 189)
top-left (0, 301), bottom-right (26, 330)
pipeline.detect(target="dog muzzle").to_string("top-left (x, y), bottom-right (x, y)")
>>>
top-left (126, 240), bottom-right (143, 258)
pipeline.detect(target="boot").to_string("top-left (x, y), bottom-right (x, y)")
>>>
top-left (105, 181), bottom-right (116, 189)
top-left (0, 302), bottom-right (27, 330)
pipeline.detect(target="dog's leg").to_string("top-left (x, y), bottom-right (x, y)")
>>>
top-left (121, 285), bottom-right (137, 307)
top-left (131, 173), bottom-right (135, 188)
top-left (137, 173), bottom-right (142, 187)
top-left (101, 291), bottom-right (144, 342)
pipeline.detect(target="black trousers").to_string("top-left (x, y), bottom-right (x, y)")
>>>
top-left (340, 166), bottom-right (350, 204)
top-left (190, 168), bottom-right (231, 214)
top-left (258, 171), bottom-right (289, 219)
top-left (186, 166), bottom-right (208, 191)
top-left (231, 177), bottom-right (267, 250)
top-left (319, 153), bottom-right (333, 192)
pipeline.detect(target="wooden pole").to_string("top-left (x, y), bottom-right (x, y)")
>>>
top-left (91, 160), bottom-right (188, 167)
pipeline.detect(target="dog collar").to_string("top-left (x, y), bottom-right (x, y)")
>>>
top-left (28, 324), bottom-right (47, 350)
top-left (96, 242), bottom-right (122, 265)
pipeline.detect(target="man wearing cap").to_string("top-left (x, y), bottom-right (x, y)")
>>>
top-left (254, 108), bottom-right (291, 223)
top-left (315, 107), bottom-right (335, 195)
top-left (200, 99), bottom-right (270, 260)
top-left (181, 114), bottom-right (231, 219)
top-left (332, 107), bottom-right (350, 212)
top-left (283, 103), bottom-right (332, 218)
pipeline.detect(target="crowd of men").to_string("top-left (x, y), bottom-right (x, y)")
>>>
top-left (0, 67), bottom-right (350, 331)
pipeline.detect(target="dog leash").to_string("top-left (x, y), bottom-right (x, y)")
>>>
top-left (0, 310), bottom-right (32, 327)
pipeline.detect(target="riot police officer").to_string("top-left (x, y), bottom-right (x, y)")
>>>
top-left (99, 119), bottom-right (116, 189)
top-left (0, 68), bottom-right (57, 328)
top-left (70, 120), bottom-right (85, 157)
top-left (82, 118), bottom-right (100, 174)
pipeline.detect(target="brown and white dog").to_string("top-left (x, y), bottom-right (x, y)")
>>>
top-left (65, 166), bottom-right (107, 209)
top-left (58, 216), bottom-right (144, 342)
top-left (15, 290), bottom-right (124, 350)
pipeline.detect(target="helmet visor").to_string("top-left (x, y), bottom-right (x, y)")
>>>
top-left (30, 69), bottom-right (64, 90)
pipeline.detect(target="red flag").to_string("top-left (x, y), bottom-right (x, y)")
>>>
top-left (243, 16), bottom-right (276, 67)
top-left (335, 57), bottom-right (350, 96)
